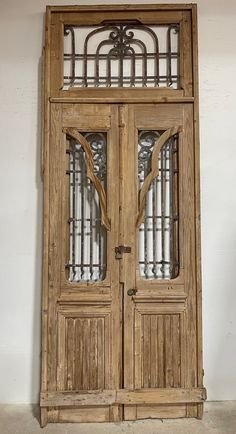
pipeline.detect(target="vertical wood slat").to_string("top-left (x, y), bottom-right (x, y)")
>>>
top-left (120, 104), bottom-right (137, 389)
top-left (191, 5), bottom-right (204, 417)
top-left (122, 104), bottom-right (137, 421)
top-left (143, 315), bottom-right (151, 388)
top-left (183, 104), bottom-right (197, 390)
top-left (48, 103), bottom-right (62, 390)
top-left (67, 318), bottom-right (75, 390)
top-left (150, 315), bottom-right (158, 387)
top-left (41, 14), bottom-right (51, 427)
top-left (181, 11), bottom-right (193, 96)
top-left (97, 317), bottom-right (105, 390)
top-left (50, 12), bottom-right (64, 96)
top-left (157, 315), bottom-right (164, 388)
top-left (109, 106), bottom-right (122, 420)
top-left (90, 318), bottom-right (98, 390)
top-left (165, 315), bottom-right (173, 387)
top-left (172, 314), bottom-right (181, 387)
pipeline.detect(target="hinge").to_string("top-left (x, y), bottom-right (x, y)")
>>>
top-left (115, 245), bottom-right (131, 259)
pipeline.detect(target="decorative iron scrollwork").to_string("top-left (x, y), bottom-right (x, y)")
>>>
top-left (64, 23), bottom-right (180, 88)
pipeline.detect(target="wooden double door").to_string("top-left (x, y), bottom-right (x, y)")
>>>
top-left (40, 101), bottom-right (205, 424)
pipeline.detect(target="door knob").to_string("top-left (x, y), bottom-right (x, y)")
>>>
top-left (127, 288), bottom-right (137, 296)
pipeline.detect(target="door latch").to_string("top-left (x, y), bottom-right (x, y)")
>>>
top-left (115, 245), bottom-right (131, 259)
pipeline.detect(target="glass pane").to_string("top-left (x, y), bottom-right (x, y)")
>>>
top-left (138, 131), bottom-right (179, 280)
top-left (64, 23), bottom-right (180, 89)
top-left (66, 132), bottom-right (107, 282)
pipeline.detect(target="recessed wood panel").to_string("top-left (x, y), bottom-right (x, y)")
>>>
top-left (57, 310), bottom-right (110, 391)
top-left (136, 404), bottom-right (186, 419)
top-left (135, 312), bottom-right (182, 389)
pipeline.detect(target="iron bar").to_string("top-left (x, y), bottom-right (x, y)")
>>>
top-left (64, 51), bottom-right (179, 60)
top-left (152, 178), bottom-right (157, 278)
top-left (72, 147), bottom-right (77, 280)
top-left (81, 148), bottom-right (86, 279)
top-left (89, 180), bottom-right (93, 280)
top-left (98, 193), bottom-right (102, 279)
top-left (169, 139), bottom-right (174, 278)
top-left (160, 146), bottom-right (165, 278)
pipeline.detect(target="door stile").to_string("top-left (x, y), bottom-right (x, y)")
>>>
top-left (118, 104), bottom-right (138, 419)
top-left (109, 105), bottom-right (123, 421)
top-left (48, 103), bottom-right (63, 396)
top-left (182, 104), bottom-right (198, 417)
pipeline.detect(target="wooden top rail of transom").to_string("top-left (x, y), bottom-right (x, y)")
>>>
top-left (43, 4), bottom-right (198, 103)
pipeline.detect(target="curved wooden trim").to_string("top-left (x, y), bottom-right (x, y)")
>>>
top-left (136, 126), bottom-right (182, 228)
top-left (63, 127), bottom-right (111, 231)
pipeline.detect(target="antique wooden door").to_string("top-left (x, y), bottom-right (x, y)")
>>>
top-left (40, 5), bottom-right (206, 426)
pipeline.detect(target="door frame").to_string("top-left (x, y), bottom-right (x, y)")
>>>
top-left (41, 4), bottom-right (205, 426)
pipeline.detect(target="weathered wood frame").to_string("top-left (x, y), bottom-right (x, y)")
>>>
top-left (41, 4), bottom-right (205, 426)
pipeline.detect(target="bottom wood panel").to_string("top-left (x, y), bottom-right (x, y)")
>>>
top-left (48, 406), bottom-right (110, 423)
top-left (44, 403), bottom-right (200, 423)
top-left (124, 404), bottom-right (187, 420)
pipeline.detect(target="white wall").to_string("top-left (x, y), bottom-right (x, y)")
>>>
top-left (0, 0), bottom-right (235, 403)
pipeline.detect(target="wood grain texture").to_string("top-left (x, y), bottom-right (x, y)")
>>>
top-left (47, 4), bottom-right (197, 12)
top-left (140, 314), bottom-right (181, 389)
top-left (191, 7), bottom-right (204, 420)
top-left (40, 6), bottom-right (51, 428)
top-left (41, 4), bottom-right (205, 425)
top-left (57, 308), bottom-right (111, 393)
top-left (41, 387), bottom-right (206, 407)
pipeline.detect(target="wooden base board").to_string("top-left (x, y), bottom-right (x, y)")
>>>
top-left (41, 403), bottom-right (203, 425)
top-left (125, 404), bottom-right (186, 420)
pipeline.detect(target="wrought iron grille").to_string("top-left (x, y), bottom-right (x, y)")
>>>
top-left (64, 23), bottom-right (180, 88)
top-left (138, 131), bottom-right (179, 279)
top-left (66, 132), bottom-right (107, 282)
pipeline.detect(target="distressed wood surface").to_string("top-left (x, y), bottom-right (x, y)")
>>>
top-left (41, 4), bottom-right (204, 426)
top-left (41, 387), bottom-right (206, 407)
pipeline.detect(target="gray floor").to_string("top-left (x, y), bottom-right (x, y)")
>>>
top-left (0, 402), bottom-right (235, 434)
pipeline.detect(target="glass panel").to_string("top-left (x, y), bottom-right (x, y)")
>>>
top-left (138, 131), bottom-right (179, 279)
top-left (64, 23), bottom-right (179, 89)
top-left (66, 132), bottom-right (107, 282)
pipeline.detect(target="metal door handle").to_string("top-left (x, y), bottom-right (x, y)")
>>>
top-left (127, 288), bottom-right (137, 296)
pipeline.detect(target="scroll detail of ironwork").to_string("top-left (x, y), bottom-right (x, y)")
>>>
top-left (64, 23), bottom-right (180, 88)
top-left (138, 129), bottom-right (180, 280)
top-left (65, 129), bottom-right (108, 282)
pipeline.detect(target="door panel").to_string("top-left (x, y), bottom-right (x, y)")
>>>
top-left (121, 104), bottom-right (198, 419)
top-left (41, 102), bottom-right (204, 423)
top-left (134, 306), bottom-right (185, 389)
top-left (57, 305), bottom-right (111, 391)
top-left (48, 103), bottom-right (121, 421)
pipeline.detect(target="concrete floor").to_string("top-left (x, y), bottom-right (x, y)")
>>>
top-left (0, 402), bottom-right (235, 434)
